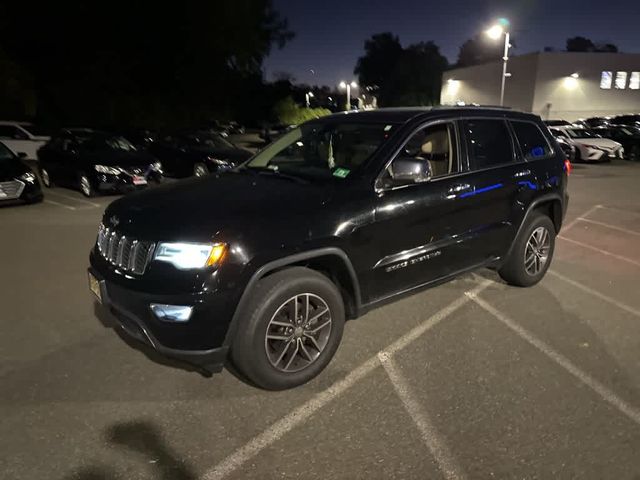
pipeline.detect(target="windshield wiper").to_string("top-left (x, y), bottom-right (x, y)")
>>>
top-left (240, 166), bottom-right (309, 184)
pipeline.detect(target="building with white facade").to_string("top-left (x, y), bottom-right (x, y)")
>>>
top-left (441, 52), bottom-right (640, 121)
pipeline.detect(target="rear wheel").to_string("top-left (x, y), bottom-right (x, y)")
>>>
top-left (231, 267), bottom-right (345, 390)
top-left (40, 167), bottom-right (53, 188)
top-left (629, 145), bottom-right (640, 162)
top-left (499, 212), bottom-right (555, 287)
top-left (79, 173), bottom-right (94, 197)
top-left (193, 163), bottom-right (208, 177)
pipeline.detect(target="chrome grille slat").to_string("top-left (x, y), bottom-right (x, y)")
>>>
top-left (95, 223), bottom-right (154, 275)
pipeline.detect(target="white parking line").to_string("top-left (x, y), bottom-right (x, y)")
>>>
top-left (576, 217), bottom-right (640, 237)
top-left (44, 199), bottom-right (76, 210)
top-left (597, 205), bottom-right (640, 215)
top-left (379, 352), bottom-right (465, 480)
top-left (47, 191), bottom-right (101, 208)
top-left (202, 279), bottom-right (492, 480)
top-left (548, 270), bottom-right (640, 318)
top-left (562, 204), bottom-right (602, 232)
top-left (558, 235), bottom-right (640, 268)
top-left (467, 292), bottom-right (640, 426)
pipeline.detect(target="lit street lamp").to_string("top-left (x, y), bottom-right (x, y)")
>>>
top-left (339, 81), bottom-right (358, 111)
top-left (486, 19), bottom-right (511, 106)
top-left (305, 91), bottom-right (314, 108)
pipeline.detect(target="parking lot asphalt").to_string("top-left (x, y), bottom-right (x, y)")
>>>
top-left (1, 160), bottom-right (639, 479)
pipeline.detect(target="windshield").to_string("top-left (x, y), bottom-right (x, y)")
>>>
top-left (565, 129), bottom-right (601, 139)
top-left (0, 142), bottom-right (16, 163)
top-left (185, 132), bottom-right (234, 150)
top-left (105, 136), bottom-right (137, 151)
top-left (245, 122), bottom-right (396, 179)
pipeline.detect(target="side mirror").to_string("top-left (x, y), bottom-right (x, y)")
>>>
top-left (389, 158), bottom-right (432, 184)
top-left (17, 152), bottom-right (28, 159)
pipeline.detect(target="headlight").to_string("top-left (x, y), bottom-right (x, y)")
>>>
top-left (150, 161), bottom-right (162, 172)
top-left (95, 165), bottom-right (121, 174)
top-left (154, 242), bottom-right (227, 270)
top-left (18, 172), bottom-right (36, 183)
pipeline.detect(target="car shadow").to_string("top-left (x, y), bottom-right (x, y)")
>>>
top-left (63, 421), bottom-right (197, 480)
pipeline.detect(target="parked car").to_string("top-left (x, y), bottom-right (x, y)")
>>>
top-left (38, 129), bottom-right (163, 197)
top-left (0, 121), bottom-right (51, 160)
top-left (260, 123), bottom-right (296, 143)
top-left (549, 126), bottom-right (623, 162)
top-left (0, 141), bottom-right (43, 204)
top-left (119, 128), bottom-right (157, 150)
top-left (610, 114), bottom-right (640, 127)
top-left (593, 126), bottom-right (640, 161)
top-left (89, 107), bottom-right (569, 390)
top-left (573, 117), bottom-right (611, 129)
top-left (220, 121), bottom-right (245, 135)
top-left (544, 120), bottom-right (571, 127)
top-left (149, 130), bottom-right (252, 178)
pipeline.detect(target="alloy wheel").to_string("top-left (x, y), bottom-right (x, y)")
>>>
top-left (41, 169), bottom-right (50, 187)
top-left (194, 165), bottom-right (207, 177)
top-left (524, 226), bottom-right (550, 276)
top-left (80, 176), bottom-right (92, 197)
top-left (264, 293), bottom-right (332, 373)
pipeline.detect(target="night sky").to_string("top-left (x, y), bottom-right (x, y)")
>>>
top-left (264, 0), bottom-right (640, 87)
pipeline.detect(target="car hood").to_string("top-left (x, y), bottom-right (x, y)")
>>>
top-left (0, 158), bottom-right (29, 180)
top-left (574, 138), bottom-right (622, 149)
top-left (105, 171), bottom-right (334, 241)
top-left (87, 150), bottom-right (158, 167)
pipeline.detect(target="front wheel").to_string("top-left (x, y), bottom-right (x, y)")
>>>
top-left (40, 167), bottom-right (53, 188)
top-left (231, 267), bottom-right (345, 390)
top-left (499, 213), bottom-right (556, 287)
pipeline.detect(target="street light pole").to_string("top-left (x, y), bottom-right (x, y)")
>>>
top-left (339, 81), bottom-right (357, 111)
top-left (500, 31), bottom-right (510, 107)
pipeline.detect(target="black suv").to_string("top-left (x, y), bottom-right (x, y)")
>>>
top-left (88, 107), bottom-right (569, 390)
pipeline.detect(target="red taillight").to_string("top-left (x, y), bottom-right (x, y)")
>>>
top-left (564, 158), bottom-right (572, 176)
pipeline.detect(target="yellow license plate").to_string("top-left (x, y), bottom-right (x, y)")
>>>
top-left (88, 272), bottom-right (102, 303)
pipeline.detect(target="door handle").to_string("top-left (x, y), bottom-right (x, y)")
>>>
top-left (514, 169), bottom-right (531, 178)
top-left (447, 183), bottom-right (471, 194)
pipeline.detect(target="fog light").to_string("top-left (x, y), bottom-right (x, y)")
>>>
top-left (150, 304), bottom-right (193, 322)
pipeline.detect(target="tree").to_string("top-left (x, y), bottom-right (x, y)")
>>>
top-left (456, 35), bottom-right (505, 67)
top-left (566, 36), bottom-right (596, 52)
top-left (0, 0), bottom-right (293, 127)
top-left (273, 97), bottom-right (331, 125)
top-left (354, 33), bottom-right (403, 105)
top-left (566, 37), bottom-right (618, 53)
top-left (388, 42), bottom-right (448, 106)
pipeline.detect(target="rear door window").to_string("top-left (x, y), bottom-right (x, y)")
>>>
top-left (463, 119), bottom-right (515, 170)
top-left (511, 121), bottom-right (553, 160)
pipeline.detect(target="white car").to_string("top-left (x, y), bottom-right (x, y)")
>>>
top-left (550, 126), bottom-right (624, 162)
top-left (0, 121), bottom-right (50, 160)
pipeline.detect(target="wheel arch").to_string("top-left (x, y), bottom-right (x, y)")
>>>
top-left (223, 248), bottom-right (362, 348)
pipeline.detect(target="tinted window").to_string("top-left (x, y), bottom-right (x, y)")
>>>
top-left (393, 123), bottom-right (458, 178)
top-left (0, 125), bottom-right (20, 138)
top-left (511, 121), bottom-right (552, 160)
top-left (464, 120), bottom-right (514, 169)
top-left (0, 142), bottom-right (15, 162)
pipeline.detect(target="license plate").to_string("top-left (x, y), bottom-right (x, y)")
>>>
top-left (133, 176), bottom-right (147, 185)
top-left (88, 272), bottom-right (102, 303)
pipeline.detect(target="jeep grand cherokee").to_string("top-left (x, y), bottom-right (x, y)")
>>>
top-left (88, 107), bottom-right (570, 390)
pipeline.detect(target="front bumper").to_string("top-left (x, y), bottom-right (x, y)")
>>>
top-left (88, 267), bottom-right (231, 373)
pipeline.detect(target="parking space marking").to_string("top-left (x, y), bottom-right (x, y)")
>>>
top-left (44, 199), bottom-right (76, 210)
top-left (203, 279), bottom-right (492, 480)
top-left (597, 205), bottom-right (640, 215)
top-left (46, 191), bottom-right (101, 208)
top-left (562, 204), bottom-right (602, 232)
top-left (379, 352), bottom-right (465, 480)
top-left (467, 292), bottom-right (640, 426)
top-left (548, 270), bottom-right (640, 318)
top-left (557, 235), bottom-right (640, 268)
top-left (576, 217), bottom-right (640, 237)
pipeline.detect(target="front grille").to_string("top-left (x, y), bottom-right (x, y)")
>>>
top-left (96, 224), bottom-right (155, 275)
top-left (0, 180), bottom-right (25, 200)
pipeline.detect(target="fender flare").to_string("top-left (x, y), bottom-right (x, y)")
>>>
top-left (504, 193), bottom-right (563, 261)
top-left (222, 247), bottom-right (362, 348)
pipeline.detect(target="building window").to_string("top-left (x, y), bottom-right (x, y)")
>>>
top-left (600, 71), bottom-right (612, 89)
top-left (630, 72), bottom-right (640, 90)
top-left (615, 71), bottom-right (628, 89)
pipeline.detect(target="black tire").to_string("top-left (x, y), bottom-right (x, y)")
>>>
top-left (40, 167), bottom-right (53, 188)
top-left (78, 173), bottom-right (95, 197)
top-left (629, 146), bottom-right (640, 162)
top-left (231, 267), bottom-right (345, 390)
top-left (499, 212), bottom-right (556, 287)
top-left (193, 163), bottom-right (208, 177)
